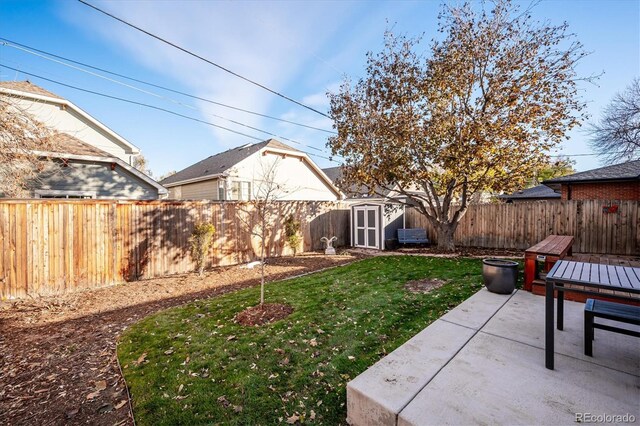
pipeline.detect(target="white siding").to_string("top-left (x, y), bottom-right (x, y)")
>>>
top-left (231, 152), bottom-right (338, 201)
top-left (4, 96), bottom-right (135, 162)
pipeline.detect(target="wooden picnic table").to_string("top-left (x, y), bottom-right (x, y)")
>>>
top-left (544, 260), bottom-right (640, 370)
top-left (524, 235), bottom-right (574, 291)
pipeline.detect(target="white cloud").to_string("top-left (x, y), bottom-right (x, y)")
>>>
top-left (67, 0), bottom-right (361, 149)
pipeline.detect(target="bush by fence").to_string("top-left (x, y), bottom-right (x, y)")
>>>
top-left (405, 200), bottom-right (638, 256)
top-left (0, 200), bottom-right (350, 299)
top-left (1, 198), bottom-right (637, 299)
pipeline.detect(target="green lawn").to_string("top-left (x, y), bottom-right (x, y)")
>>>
top-left (118, 256), bottom-right (515, 425)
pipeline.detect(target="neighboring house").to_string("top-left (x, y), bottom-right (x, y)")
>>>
top-left (0, 81), bottom-right (167, 199)
top-left (322, 166), bottom-right (418, 202)
top-left (161, 139), bottom-right (342, 201)
top-left (542, 160), bottom-right (640, 201)
top-left (498, 184), bottom-right (561, 203)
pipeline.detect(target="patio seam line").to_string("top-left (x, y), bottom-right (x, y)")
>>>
top-left (478, 329), bottom-right (640, 378)
top-left (394, 289), bottom-right (518, 425)
top-left (438, 318), bottom-right (481, 331)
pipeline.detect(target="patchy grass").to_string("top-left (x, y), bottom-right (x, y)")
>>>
top-left (118, 256), bottom-right (520, 425)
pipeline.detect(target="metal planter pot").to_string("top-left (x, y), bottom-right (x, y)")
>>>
top-left (482, 259), bottom-right (518, 294)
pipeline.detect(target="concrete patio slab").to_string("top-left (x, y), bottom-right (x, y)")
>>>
top-left (347, 288), bottom-right (640, 426)
top-left (439, 287), bottom-right (513, 330)
top-left (483, 291), bottom-right (640, 375)
top-left (398, 332), bottom-right (639, 426)
top-left (347, 320), bottom-right (476, 425)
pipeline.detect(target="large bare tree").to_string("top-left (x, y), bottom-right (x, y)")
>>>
top-left (0, 96), bottom-right (61, 197)
top-left (328, 0), bottom-right (589, 250)
top-left (589, 78), bottom-right (640, 164)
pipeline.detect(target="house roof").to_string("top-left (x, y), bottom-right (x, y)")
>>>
top-left (322, 166), bottom-right (392, 198)
top-left (0, 80), bottom-right (140, 154)
top-left (543, 160), bottom-right (640, 185)
top-left (498, 184), bottom-right (561, 200)
top-left (161, 139), bottom-right (301, 186)
top-left (47, 133), bottom-right (112, 157)
top-left (0, 81), bottom-right (64, 100)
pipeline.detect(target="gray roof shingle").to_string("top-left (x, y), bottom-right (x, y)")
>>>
top-left (543, 160), bottom-right (640, 184)
top-left (161, 139), bottom-right (300, 185)
top-left (0, 80), bottom-right (64, 100)
top-left (498, 184), bottom-right (560, 200)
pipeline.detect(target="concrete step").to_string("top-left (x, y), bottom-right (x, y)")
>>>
top-left (347, 288), bottom-right (514, 425)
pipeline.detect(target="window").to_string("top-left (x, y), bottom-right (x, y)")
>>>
top-left (230, 181), bottom-right (251, 201)
top-left (34, 190), bottom-right (97, 199)
top-left (218, 180), bottom-right (226, 200)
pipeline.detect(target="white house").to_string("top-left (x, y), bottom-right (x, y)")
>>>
top-left (161, 139), bottom-right (343, 201)
top-left (0, 81), bottom-right (167, 199)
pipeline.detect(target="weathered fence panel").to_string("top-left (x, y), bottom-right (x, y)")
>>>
top-left (405, 200), bottom-right (639, 256)
top-left (3, 199), bottom-right (636, 299)
top-left (0, 200), bottom-right (350, 299)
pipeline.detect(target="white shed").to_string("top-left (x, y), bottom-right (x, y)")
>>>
top-left (350, 201), bottom-right (405, 250)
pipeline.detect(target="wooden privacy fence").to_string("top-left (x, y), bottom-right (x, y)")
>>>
top-left (406, 200), bottom-right (639, 255)
top-left (0, 200), bottom-right (350, 299)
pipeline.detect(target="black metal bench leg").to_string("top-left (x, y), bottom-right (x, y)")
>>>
top-left (557, 284), bottom-right (564, 331)
top-left (585, 311), bottom-right (593, 357)
top-left (545, 280), bottom-right (555, 370)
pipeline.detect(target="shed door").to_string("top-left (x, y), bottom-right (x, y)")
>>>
top-left (354, 206), bottom-right (379, 249)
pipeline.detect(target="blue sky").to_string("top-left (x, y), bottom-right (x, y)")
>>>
top-left (0, 0), bottom-right (638, 177)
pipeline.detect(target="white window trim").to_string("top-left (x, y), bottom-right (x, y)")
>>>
top-left (34, 190), bottom-right (97, 199)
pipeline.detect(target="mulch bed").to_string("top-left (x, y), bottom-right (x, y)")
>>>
top-left (404, 278), bottom-right (447, 294)
top-left (396, 246), bottom-right (524, 258)
top-left (235, 303), bottom-right (294, 326)
top-left (0, 253), bottom-right (361, 426)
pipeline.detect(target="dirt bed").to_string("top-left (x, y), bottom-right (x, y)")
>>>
top-left (0, 252), bottom-right (361, 426)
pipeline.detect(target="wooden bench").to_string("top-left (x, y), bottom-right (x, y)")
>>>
top-left (398, 228), bottom-right (429, 245)
top-left (584, 298), bottom-right (640, 357)
top-left (524, 235), bottom-right (574, 292)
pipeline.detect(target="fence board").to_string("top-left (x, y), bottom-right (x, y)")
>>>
top-left (406, 200), bottom-right (638, 255)
top-left (0, 200), bottom-right (351, 299)
top-left (2, 199), bottom-right (636, 299)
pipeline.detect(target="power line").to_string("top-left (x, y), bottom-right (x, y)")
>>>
top-left (0, 38), bottom-right (336, 134)
top-left (0, 64), bottom-right (338, 163)
top-left (77, 0), bottom-right (331, 119)
top-left (0, 42), bottom-right (329, 151)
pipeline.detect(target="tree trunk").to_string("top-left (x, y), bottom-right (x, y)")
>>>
top-left (260, 215), bottom-right (265, 306)
top-left (436, 223), bottom-right (457, 252)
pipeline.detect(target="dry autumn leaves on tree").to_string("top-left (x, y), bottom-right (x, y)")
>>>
top-left (328, 0), bottom-right (593, 251)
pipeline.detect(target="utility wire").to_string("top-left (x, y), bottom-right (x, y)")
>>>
top-left (0, 41), bottom-right (328, 152)
top-left (0, 38), bottom-right (336, 134)
top-left (0, 64), bottom-right (338, 163)
top-left (77, 0), bottom-right (331, 119)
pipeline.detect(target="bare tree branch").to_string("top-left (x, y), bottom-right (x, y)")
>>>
top-left (589, 78), bottom-right (640, 164)
top-left (0, 95), bottom-right (63, 197)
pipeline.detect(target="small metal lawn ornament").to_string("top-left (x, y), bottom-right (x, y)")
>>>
top-left (320, 236), bottom-right (337, 255)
